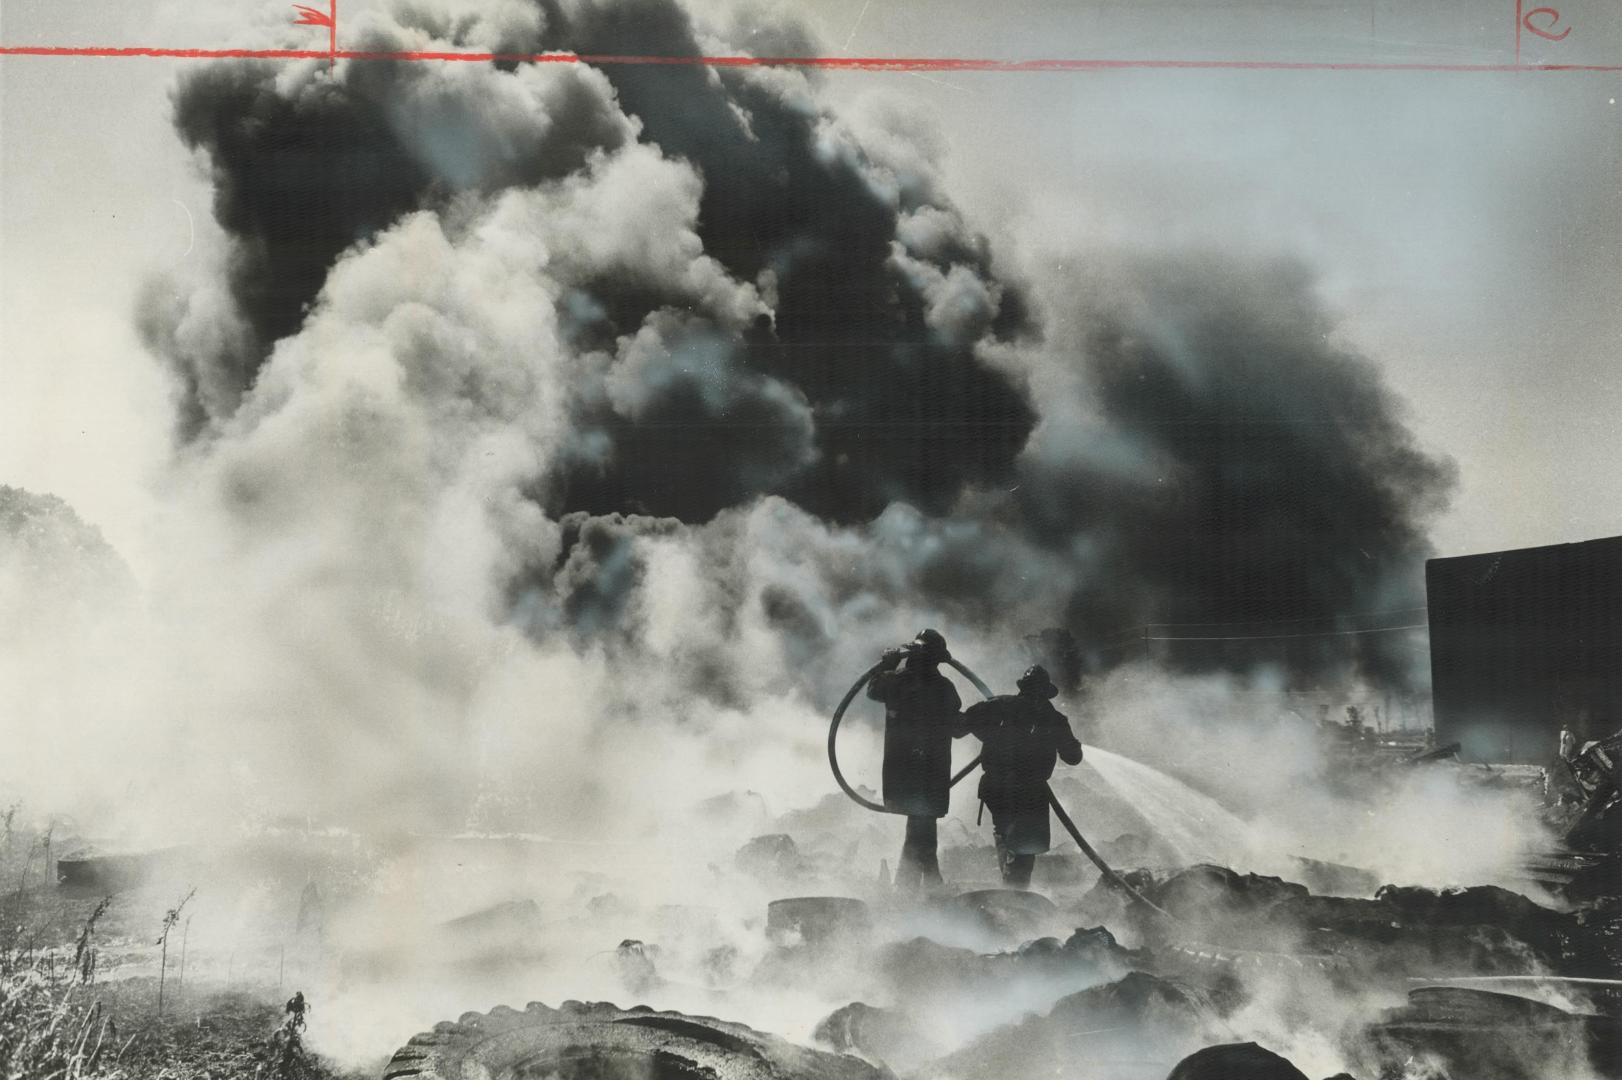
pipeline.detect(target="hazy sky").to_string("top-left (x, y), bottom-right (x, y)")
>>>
top-left (4, 0), bottom-right (1622, 578)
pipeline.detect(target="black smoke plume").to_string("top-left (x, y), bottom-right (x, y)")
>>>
top-left (1014, 255), bottom-right (1456, 687)
top-left (143, 0), bottom-right (1453, 697)
top-left (154, 0), bottom-right (1035, 519)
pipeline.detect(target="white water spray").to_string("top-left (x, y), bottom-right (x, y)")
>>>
top-left (1081, 744), bottom-right (1260, 870)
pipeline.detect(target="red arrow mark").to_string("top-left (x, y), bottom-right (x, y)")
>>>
top-left (292, 0), bottom-right (336, 67)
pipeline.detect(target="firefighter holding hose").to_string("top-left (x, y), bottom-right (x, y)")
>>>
top-left (833, 645), bottom-right (1171, 916)
top-left (866, 629), bottom-right (967, 892)
top-left (962, 664), bottom-right (1083, 889)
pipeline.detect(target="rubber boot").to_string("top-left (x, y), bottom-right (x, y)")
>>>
top-left (994, 827), bottom-right (1036, 889)
top-left (898, 816), bottom-right (941, 894)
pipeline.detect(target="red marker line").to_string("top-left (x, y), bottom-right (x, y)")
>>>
top-left (1, 46), bottom-right (1621, 72)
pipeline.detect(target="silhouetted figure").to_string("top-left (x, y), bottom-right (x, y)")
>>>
top-left (963, 665), bottom-right (1082, 889)
top-left (295, 880), bottom-right (324, 940)
top-left (615, 939), bottom-right (661, 994)
top-left (867, 629), bottom-right (965, 892)
top-left (284, 991), bottom-right (308, 1031)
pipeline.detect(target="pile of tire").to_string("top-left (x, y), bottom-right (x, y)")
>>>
top-left (382, 999), bottom-right (889, 1080)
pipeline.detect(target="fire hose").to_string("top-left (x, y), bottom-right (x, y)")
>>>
top-left (828, 660), bottom-right (1173, 920)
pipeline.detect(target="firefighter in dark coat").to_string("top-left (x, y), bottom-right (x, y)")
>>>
top-left (962, 665), bottom-right (1083, 889)
top-left (866, 629), bottom-right (965, 891)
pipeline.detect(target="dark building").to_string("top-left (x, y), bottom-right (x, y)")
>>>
top-left (1427, 536), bottom-right (1622, 763)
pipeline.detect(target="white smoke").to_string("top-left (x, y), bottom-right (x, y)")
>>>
top-left (1084, 664), bottom-right (1557, 892)
top-left (0, 2), bottom-right (1574, 1077)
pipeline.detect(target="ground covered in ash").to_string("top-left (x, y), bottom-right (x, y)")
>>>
top-left (4, 785), bottom-right (1620, 1080)
top-left (0, 972), bottom-right (360, 1080)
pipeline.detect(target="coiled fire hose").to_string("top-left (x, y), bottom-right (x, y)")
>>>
top-left (829, 659), bottom-right (1173, 921)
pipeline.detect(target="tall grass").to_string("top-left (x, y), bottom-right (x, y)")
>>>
top-left (2, 896), bottom-right (130, 1078)
top-left (74, 897), bottom-right (113, 986)
top-left (0, 963), bottom-right (129, 1079)
top-left (155, 888), bottom-right (195, 1019)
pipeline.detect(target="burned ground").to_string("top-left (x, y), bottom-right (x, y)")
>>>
top-left (6, 772), bottom-right (1620, 1080)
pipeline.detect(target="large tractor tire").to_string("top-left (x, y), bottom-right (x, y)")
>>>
top-left (939, 889), bottom-right (1062, 943)
top-left (382, 1000), bottom-right (891, 1080)
top-left (1363, 987), bottom-right (1611, 1080)
top-left (766, 897), bottom-right (872, 948)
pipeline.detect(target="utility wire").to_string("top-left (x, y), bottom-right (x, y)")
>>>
top-left (1144, 623), bottom-right (1428, 642)
top-left (1139, 606), bottom-right (1428, 629)
top-left (1097, 606), bottom-right (1429, 641)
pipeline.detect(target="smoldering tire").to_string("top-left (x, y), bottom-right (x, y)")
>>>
top-left (381, 1000), bottom-right (889, 1080)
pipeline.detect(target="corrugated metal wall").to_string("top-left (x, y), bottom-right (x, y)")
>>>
top-left (1427, 536), bottom-right (1622, 764)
